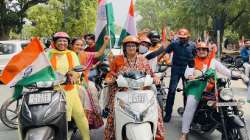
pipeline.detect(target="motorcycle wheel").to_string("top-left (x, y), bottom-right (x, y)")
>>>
top-left (222, 127), bottom-right (249, 140)
top-left (0, 97), bottom-right (21, 129)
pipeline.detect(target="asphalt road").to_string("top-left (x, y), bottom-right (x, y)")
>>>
top-left (0, 79), bottom-right (249, 140)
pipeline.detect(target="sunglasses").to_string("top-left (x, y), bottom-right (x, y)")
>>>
top-left (125, 44), bottom-right (137, 48)
top-left (197, 48), bottom-right (208, 51)
top-left (140, 42), bottom-right (151, 47)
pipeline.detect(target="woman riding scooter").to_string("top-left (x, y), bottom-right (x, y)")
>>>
top-left (179, 42), bottom-right (245, 140)
top-left (104, 35), bottom-right (165, 140)
top-left (48, 32), bottom-right (90, 140)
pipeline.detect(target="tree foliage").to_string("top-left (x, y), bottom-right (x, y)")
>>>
top-left (22, 0), bottom-right (97, 38)
top-left (137, 0), bottom-right (250, 41)
top-left (0, 0), bottom-right (48, 40)
top-left (24, 0), bottom-right (64, 38)
top-left (136, 0), bottom-right (171, 32)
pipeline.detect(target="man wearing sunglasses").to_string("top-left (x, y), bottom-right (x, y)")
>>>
top-left (146, 28), bottom-right (196, 122)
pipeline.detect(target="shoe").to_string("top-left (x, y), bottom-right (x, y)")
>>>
top-left (163, 115), bottom-right (171, 122)
top-left (177, 107), bottom-right (185, 116)
top-left (179, 133), bottom-right (188, 140)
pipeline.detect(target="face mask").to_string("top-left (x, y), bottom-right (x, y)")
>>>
top-left (139, 45), bottom-right (148, 54)
top-left (179, 38), bottom-right (188, 44)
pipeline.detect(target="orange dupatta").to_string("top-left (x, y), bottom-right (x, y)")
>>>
top-left (194, 56), bottom-right (214, 92)
top-left (50, 52), bottom-right (75, 91)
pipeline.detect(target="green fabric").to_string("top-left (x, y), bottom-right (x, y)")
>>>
top-left (118, 29), bottom-right (129, 46)
top-left (13, 86), bottom-right (24, 100)
top-left (96, 2), bottom-right (116, 51)
top-left (13, 66), bottom-right (56, 99)
top-left (105, 2), bottom-right (116, 48)
top-left (184, 69), bottom-right (216, 101)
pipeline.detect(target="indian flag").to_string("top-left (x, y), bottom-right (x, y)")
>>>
top-left (95, 0), bottom-right (116, 50)
top-left (0, 37), bottom-right (56, 98)
top-left (118, 0), bottom-right (137, 46)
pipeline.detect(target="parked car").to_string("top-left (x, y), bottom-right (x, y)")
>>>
top-left (0, 40), bottom-right (30, 73)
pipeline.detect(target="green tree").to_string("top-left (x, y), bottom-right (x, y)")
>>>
top-left (0, 0), bottom-right (48, 40)
top-left (172, 0), bottom-right (250, 40)
top-left (24, 0), bottom-right (64, 37)
top-left (136, 0), bottom-right (172, 32)
top-left (137, 0), bottom-right (250, 41)
top-left (63, 0), bottom-right (97, 37)
top-left (22, 0), bottom-right (97, 38)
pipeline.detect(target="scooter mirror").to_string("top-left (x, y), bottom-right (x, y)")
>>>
top-left (73, 65), bottom-right (87, 72)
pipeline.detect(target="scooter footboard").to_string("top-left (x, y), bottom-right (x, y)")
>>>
top-left (25, 126), bottom-right (55, 140)
top-left (125, 123), bottom-right (153, 140)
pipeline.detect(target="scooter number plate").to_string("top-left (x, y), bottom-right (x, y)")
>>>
top-left (28, 92), bottom-right (52, 105)
top-left (129, 94), bottom-right (146, 104)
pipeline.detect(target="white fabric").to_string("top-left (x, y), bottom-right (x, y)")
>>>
top-left (182, 95), bottom-right (199, 133)
top-left (248, 83), bottom-right (250, 101)
top-left (243, 63), bottom-right (250, 77)
top-left (144, 51), bottom-right (158, 72)
top-left (184, 58), bottom-right (231, 79)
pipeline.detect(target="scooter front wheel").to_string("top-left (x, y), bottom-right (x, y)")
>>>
top-left (0, 97), bottom-right (21, 129)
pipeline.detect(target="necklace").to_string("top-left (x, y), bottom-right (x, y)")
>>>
top-left (127, 55), bottom-right (137, 68)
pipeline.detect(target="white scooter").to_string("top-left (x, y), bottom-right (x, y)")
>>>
top-left (114, 71), bottom-right (158, 140)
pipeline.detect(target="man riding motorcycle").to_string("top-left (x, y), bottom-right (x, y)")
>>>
top-left (179, 42), bottom-right (244, 140)
top-left (48, 32), bottom-right (90, 140)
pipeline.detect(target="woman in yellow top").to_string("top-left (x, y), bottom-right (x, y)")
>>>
top-left (48, 32), bottom-right (90, 140)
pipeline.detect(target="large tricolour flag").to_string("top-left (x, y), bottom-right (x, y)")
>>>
top-left (0, 37), bottom-right (56, 98)
top-left (95, 0), bottom-right (116, 50)
top-left (118, 0), bottom-right (137, 46)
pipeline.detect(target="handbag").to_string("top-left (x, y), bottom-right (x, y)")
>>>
top-left (85, 87), bottom-right (104, 129)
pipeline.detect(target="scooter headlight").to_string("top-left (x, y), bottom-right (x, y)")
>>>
top-left (129, 78), bottom-right (145, 89)
top-left (36, 81), bottom-right (53, 88)
top-left (220, 88), bottom-right (233, 101)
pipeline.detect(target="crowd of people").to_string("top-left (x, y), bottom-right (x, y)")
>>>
top-left (17, 28), bottom-right (250, 140)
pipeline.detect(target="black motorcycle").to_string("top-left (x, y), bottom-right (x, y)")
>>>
top-left (178, 74), bottom-right (249, 140)
top-left (155, 63), bottom-right (171, 118)
top-left (92, 59), bottom-right (110, 92)
top-left (221, 55), bottom-right (244, 73)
